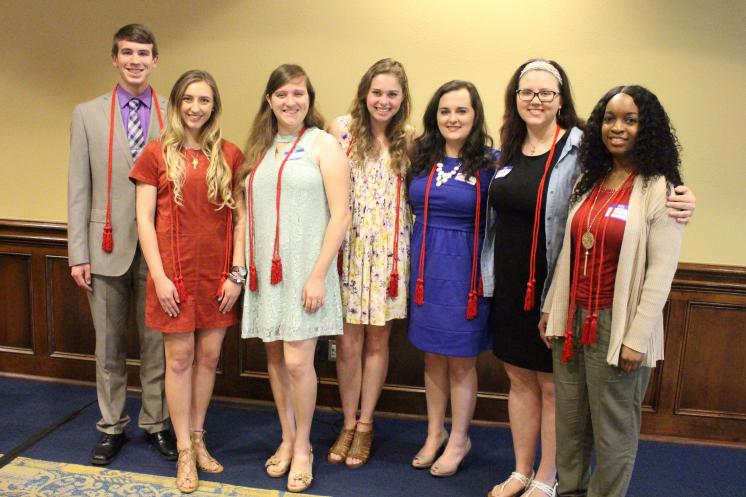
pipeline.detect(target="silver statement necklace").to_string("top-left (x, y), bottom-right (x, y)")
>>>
top-left (436, 162), bottom-right (461, 187)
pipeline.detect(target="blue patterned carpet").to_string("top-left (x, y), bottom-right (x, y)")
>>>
top-left (1, 376), bottom-right (744, 497)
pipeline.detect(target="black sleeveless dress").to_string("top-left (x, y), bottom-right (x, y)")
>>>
top-left (488, 133), bottom-right (568, 372)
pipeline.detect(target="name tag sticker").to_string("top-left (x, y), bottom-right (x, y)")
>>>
top-left (606, 204), bottom-right (629, 221)
top-left (283, 147), bottom-right (305, 160)
top-left (495, 166), bottom-right (513, 179)
top-left (455, 173), bottom-right (477, 185)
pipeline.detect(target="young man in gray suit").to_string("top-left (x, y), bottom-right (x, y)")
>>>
top-left (67, 23), bottom-right (176, 465)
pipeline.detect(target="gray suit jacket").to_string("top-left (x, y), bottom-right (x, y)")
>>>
top-left (67, 89), bottom-right (166, 277)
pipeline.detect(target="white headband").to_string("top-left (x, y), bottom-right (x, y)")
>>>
top-left (519, 61), bottom-right (563, 86)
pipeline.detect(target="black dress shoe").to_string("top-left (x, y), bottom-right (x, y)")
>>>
top-left (90, 432), bottom-right (127, 466)
top-left (146, 430), bottom-right (178, 461)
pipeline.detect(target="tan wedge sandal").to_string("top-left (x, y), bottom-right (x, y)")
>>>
top-left (287, 451), bottom-right (314, 493)
top-left (265, 451), bottom-right (292, 478)
top-left (327, 426), bottom-right (355, 464)
top-left (346, 420), bottom-right (373, 469)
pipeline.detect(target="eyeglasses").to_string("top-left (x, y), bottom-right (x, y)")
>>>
top-left (516, 89), bottom-right (559, 102)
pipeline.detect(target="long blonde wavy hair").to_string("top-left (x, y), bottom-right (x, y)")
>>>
top-left (236, 64), bottom-right (325, 194)
top-left (348, 58), bottom-right (412, 175)
top-left (162, 69), bottom-right (234, 209)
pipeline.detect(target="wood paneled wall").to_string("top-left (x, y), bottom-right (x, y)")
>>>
top-left (1, 219), bottom-right (744, 445)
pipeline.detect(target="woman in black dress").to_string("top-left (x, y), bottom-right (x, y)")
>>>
top-left (481, 60), bottom-right (696, 497)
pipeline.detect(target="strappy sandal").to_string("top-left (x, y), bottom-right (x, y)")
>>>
top-left (521, 480), bottom-right (557, 497)
top-left (265, 452), bottom-right (292, 478)
top-left (411, 430), bottom-right (449, 469)
top-left (287, 451), bottom-right (314, 493)
top-left (327, 426), bottom-right (355, 463)
top-left (346, 421), bottom-right (373, 469)
top-left (488, 470), bottom-right (534, 497)
top-left (176, 447), bottom-right (198, 494)
top-left (190, 430), bottom-right (223, 473)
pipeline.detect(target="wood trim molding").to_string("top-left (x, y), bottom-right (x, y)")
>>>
top-left (0, 219), bottom-right (68, 247)
top-left (1, 219), bottom-right (744, 446)
top-left (673, 262), bottom-right (746, 294)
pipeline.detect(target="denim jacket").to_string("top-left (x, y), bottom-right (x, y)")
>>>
top-left (480, 126), bottom-right (583, 308)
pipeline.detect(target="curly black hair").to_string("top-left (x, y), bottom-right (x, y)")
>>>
top-left (409, 80), bottom-right (495, 182)
top-left (571, 85), bottom-right (682, 204)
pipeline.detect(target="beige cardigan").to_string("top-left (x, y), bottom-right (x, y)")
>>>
top-left (543, 175), bottom-right (684, 367)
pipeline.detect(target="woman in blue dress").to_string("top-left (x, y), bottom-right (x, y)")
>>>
top-left (408, 80), bottom-right (495, 477)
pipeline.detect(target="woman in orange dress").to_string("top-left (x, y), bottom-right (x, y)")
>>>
top-left (131, 69), bottom-right (245, 493)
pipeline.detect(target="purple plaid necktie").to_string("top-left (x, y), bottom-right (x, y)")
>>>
top-left (127, 99), bottom-right (145, 159)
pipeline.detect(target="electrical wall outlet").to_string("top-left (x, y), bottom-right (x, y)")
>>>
top-left (328, 339), bottom-right (337, 361)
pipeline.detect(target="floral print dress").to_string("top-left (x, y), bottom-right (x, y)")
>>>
top-left (336, 115), bottom-right (411, 325)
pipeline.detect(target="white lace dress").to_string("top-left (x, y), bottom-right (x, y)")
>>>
top-left (240, 127), bottom-right (343, 342)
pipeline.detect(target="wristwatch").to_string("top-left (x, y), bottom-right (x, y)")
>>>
top-left (231, 266), bottom-right (248, 279)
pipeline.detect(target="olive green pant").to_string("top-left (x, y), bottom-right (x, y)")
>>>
top-left (552, 307), bottom-right (651, 497)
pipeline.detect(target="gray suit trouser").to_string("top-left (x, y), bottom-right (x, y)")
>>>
top-left (553, 307), bottom-right (651, 497)
top-left (88, 249), bottom-right (168, 434)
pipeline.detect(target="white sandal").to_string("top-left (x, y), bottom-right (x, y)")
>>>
top-left (488, 470), bottom-right (534, 497)
top-left (521, 480), bottom-right (557, 497)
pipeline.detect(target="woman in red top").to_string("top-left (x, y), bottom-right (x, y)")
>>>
top-left (131, 70), bottom-right (245, 493)
top-left (540, 85), bottom-right (685, 497)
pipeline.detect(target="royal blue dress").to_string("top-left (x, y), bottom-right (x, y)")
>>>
top-left (407, 156), bottom-right (493, 357)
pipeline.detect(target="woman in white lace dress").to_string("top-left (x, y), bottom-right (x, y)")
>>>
top-left (237, 64), bottom-right (350, 493)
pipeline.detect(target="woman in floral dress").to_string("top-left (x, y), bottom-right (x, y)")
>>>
top-left (327, 59), bottom-right (413, 468)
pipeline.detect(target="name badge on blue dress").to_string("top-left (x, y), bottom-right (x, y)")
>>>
top-left (455, 173), bottom-right (477, 185)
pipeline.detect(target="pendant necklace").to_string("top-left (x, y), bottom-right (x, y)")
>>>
top-left (580, 173), bottom-right (634, 275)
top-left (184, 148), bottom-right (200, 169)
top-left (526, 132), bottom-right (551, 155)
top-left (435, 162), bottom-right (461, 187)
top-left (527, 140), bottom-right (542, 155)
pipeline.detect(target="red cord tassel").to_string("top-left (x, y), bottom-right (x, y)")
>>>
top-left (388, 271), bottom-right (399, 298)
top-left (248, 264), bottom-right (258, 292)
top-left (337, 249), bottom-right (343, 276)
top-left (523, 280), bottom-right (535, 311)
top-left (216, 272), bottom-right (227, 299)
top-left (466, 291), bottom-right (478, 320)
top-left (101, 223), bottom-right (113, 253)
top-left (174, 276), bottom-right (188, 302)
top-left (477, 276), bottom-right (484, 297)
top-left (587, 312), bottom-right (598, 345)
top-left (414, 278), bottom-right (424, 305)
top-left (270, 257), bottom-right (283, 285)
top-left (561, 334), bottom-right (574, 363)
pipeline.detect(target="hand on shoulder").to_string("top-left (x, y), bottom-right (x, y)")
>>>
top-left (327, 115), bottom-right (349, 140)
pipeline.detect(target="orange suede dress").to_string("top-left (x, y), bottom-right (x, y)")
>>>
top-left (130, 140), bottom-right (243, 333)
